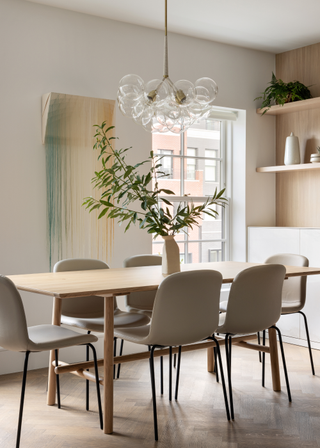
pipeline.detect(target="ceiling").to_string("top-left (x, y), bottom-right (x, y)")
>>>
top-left (26, 0), bottom-right (320, 53)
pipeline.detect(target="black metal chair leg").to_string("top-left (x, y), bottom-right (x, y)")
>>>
top-left (173, 352), bottom-right (177, 368)
top-left (86, 330), bottom-right (91, 411)
top-left (149, 346), bottom-right (158, 441)
top-left (213, 346), bottom-right (219, 383)
top-left (262, 330), bottom-right (266, 387)
top-left (169, 346), bottom-right (172, 401)
top-left (54, 349), bottom-right (61, 409)
top-left (113, 337), bottom-right (117, 379)
top-left (212, 337), bottom-right (230, 421)
top-left (160, 355), bottom-right (164, 395)
top-left (174, 346), bottom-right (182, 400)
top-left (225, 334), bottom-right (234, 420)
top-left (88, 343), bottom-right (103, 430)
top-left (299, 311), bottom-right (315, 375)
top-left (16, 351), bottom-right (30, 448)
top-left (116, 339), bottom-right (124, 379)
top-left (257, 331), bottom-right (262, 362)
top-left (272, 326), bottom-right (292, 402)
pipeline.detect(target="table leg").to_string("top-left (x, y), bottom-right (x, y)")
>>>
top-left (47, 297), bottom-right (62, 405)
top-left (104, 295), bottom-right (114, 434)
top-left (268, 327), bottom-right (281, 391)
top-left (207, 347), bottom-right (214, 372)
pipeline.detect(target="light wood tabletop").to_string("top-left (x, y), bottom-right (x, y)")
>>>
top-left (7, 261), bottom-right (320, 299)
top-left (7, 261), bottom-right (320, 435)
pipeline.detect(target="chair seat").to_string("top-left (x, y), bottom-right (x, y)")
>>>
top-left (281, 302), bottom-right (302, 314)
top-left (27, 325), bottom-right (98, 352)
top-left (61, 309), bottom-right (150, 333)
top-left (126, 306), bottom-right (153, 318)
top-left (114, 324), bottom-right (151, 345)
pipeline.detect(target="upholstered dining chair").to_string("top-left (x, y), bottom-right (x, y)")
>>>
top-left (53, 258), bottom-right (150, 410)
top-left (123, 254), bottom-right (162, 317)
top-left (264, 254), bottom-right (314, 375)
top-left (0, 275), bottom-right (102, 448)
top-left (114, 269), bottom-right (230, 441)
top-left (123, 254), bottom-right (164, 382)
top-left (216, 264), bottom-right (289, 420)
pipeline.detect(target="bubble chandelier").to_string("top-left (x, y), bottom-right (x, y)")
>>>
top-left (117, 0), bottom-right (218, 134)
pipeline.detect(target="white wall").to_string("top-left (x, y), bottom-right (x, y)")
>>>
top-left (0, 0), bottom-right (276, 373)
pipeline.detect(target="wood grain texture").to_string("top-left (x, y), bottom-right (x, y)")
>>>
top-left (47, 297), bottom-right (61, 406)
top-left (275, 43), bottom-right (320, 226)
top-left (103, 296), bottom-right (114, 434)
top-left (7, 262), bottom-right (320, 299)
top-left (1, 342), bottom-right (319, 448)
top-left (257, 163), bottom-right (320, 173)
top-left (257, 97), bottom-right (320, 115)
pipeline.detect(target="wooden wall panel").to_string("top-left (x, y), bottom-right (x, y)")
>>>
top-left (275, 43), bottom-right (320, 226)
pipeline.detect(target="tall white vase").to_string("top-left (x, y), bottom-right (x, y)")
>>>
top-left (284, 132), bottom-right (300, 165)
top-left (162, 235), bottom-right (181, 275)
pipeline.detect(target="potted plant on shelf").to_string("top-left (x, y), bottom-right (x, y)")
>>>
top-left (255, 72), bottom-right (312, 115)
top-left (83, 122), bottom-right (228, 274)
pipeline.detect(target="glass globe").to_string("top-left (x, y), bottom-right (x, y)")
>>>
top-left (195, 77), bottom-right (218, 104)
top-left (141, 105), bottom-right (155, 126)
top-left (118, 97), bottom-right (135, 117)
top-left (173, 80), bottom-right (195, 106)
top-left (145, 79), bottom-right (168, 105)
top-left (118, 74), bottom-right (145, 101)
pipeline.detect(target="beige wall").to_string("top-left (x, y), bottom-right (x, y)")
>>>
top-left (0, 0), bottom-right (276, 373)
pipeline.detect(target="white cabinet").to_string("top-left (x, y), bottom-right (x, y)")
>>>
top-left (248, 227), bottom-right (320, 348)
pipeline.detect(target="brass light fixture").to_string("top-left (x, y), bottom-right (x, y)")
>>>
top-left (117, 0), bottom-right (218, 133)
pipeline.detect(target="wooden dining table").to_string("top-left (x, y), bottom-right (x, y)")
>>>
top-left (7, 261), bottom-right (320, 434)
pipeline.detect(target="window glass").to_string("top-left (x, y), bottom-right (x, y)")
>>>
top-left (152, 119), bottom-right (227, 263)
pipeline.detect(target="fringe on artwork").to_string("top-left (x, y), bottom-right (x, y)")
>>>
top-left (43, 93), bottom-right (115, 270)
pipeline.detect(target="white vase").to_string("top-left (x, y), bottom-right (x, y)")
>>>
top-left (284, 132), bottom-right (300, 165)
top-left (162, 235), bottom-right (181, 275)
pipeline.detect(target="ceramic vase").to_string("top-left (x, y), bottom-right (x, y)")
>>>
top-left (284, 132), bottom-right (300, 165)
top-left (162, 235), bottom-right (181, 275)
top-left (310, 153), bottom-right (320, 163)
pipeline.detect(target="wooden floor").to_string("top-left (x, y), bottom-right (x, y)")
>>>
top-left (1, 341), bottom-right (320, 448)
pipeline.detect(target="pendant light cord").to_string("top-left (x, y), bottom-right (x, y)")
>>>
top-left (163, 0), bottom-right (168, 78)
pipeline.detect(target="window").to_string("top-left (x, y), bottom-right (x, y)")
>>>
top-left (186, 148), bottom-right (197, 180)
top-left (205, 149), bottom-right (218, 181)
top-left (152, 118), bottom-right (228, 264)
top-left (158, 149), bottom-right (173, 179)
top-left (209, 249), bottom-right (222, 262)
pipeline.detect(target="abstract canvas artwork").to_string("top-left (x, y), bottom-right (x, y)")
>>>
top-left (42, 93), bottom-right (115, 269)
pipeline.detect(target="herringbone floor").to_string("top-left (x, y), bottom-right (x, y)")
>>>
top-left (0, 342), bottom-right (320, 448)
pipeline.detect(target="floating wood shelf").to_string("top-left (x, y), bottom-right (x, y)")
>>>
top-left (257, 163), bottom-right (320, 173)
top-left (256, 97), bottom-right (320, 116)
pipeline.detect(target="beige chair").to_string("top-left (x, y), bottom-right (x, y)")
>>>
top-left (216, 264), bottom-right (289, 420)
top-left (114, 269), bottom-right (230, 441)
top-left (53, 258), bottom-right (150, 409)
top-left (123, 254), bottom-right (162, 317)
top-left (265, 253), bottom-right (314, 375)
top-left (0, 275), bottom-right (102, 448)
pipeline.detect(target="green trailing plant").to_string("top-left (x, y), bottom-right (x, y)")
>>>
top-left (255, 72), bottom-right (312, 115)
top-left (83, 123), bottom-right (228, 237)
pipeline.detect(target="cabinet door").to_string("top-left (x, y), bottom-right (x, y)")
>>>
top-left (300, 229), bottom-right (320, 343)
top-left (248, 227), bottom-right (300, 338)
top-left (248, 227), bottom-right (300, 262)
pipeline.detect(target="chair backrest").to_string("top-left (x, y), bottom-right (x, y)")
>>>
top-left (146, 270), bottom-right (223, 346)
top-left (222, 264), bottom-right (286, 334)
top-left (53, 258), bottom-right (110, 318)
top-left (265, 253), bottom-right (308, 310)
top-left (0, 276), bottom-right (29, 352)
top-left (123, 255), bottom-right (162, 312)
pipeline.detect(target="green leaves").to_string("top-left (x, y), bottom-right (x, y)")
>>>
top-left (83, 124), bottom-right (228, 236)
top-left (255, 72), bottom-right (312, 115)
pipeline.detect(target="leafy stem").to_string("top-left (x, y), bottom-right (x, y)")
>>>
top-left (83, 123), bottom-right (228, 237)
